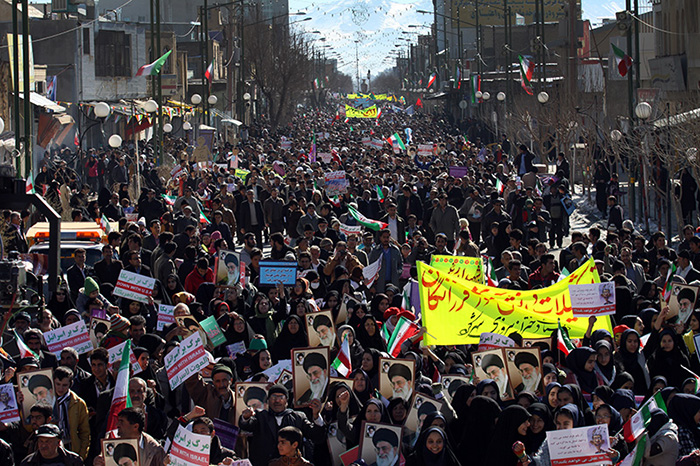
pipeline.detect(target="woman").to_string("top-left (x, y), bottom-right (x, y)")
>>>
top-left (564, 347), bottom-right (600, 394)
top-left (668, 393), bottom-right (700, 456)
top-left (407, 426), bottom-right (462, 466)
top-left (593, 341), bottom-right (616, 386)
top-left (360, 348), bottom-right (381, 391)
top-left (516, 392), bottom-right (538, 409)
top-left (349, 369), bottom-right (371, 405)
top-left (251, 349), bottom-right (272, 374)
top-left (557, 384), bottom-right (594, 426)
top-left (224, 313), bottom-right (255, 349)
top-left (683, 309), bottom-right (700, 374)
top-left (247, 293), bottom-right (283, 345)
top-left (476, 379), bottom-right (501, 404)
top-left (592, 385), bottom-right (614, 410)
top-left (614, 328), bottom-right (651, 394)
top-left (338, 398), bottom-right (389, 448)
top-left (544, 382), bottom-right (561, 411)
top-left (388, 398), bottom-right (409, 425)
top-left (450, 384), bottom-right (476, 422)
top-left (594, 404), bottom-right (627, 457)
top-left (271, 315), bottom-right (307, 362)
top-left (487, 405), bottom-right (531, 466)
top-left (525, 403), bottom-right (553, 454)
top-left (647, 328), bottom-right (691, 389)
top-left (162, 274), bottom-right (185, 304)
top-left (356, 316), bottom-right (387, 352)
top-left (46, 286), bottom-right (74, 321)
top-left (337, 325), bottom-right (364, 368)
top-left (369, 293), bottom-right (390, 322)
top-left (324, 381), bottom-right (362, 423)
top-left (456, 396), bottom-right (501, 466)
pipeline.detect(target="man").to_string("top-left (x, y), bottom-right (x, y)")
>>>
top-left (60, 348), bottom-right (91, 389)
top-left (66, 249), bottom-right (94, 303)
top-left (127, 378), bottom-right (167, 440)
top-left (94, 408), bottom-right (164, 466)
top-left (174, 205), bottom-right (198, 235)
top-left (238, 189), bottom-right (265, 247)
top-left (347, 234), bottom-right (368, 266)
top-left (19, 424), bottom-right (83, 466)
top-left (153, 242), bottom-right (177, 284)
top-left (138, 189), bottom-right (166, 225)
top-left (429, 193), bottom-right (460, 246)
top-left (315, 217), bottom-right (339, 244)
top-left (206, 210), bottom-right (233, 246)
top-left (507, 229), bottom-right (533, 267)
top-left (27, 372), bottom-right (55, 406)
top-left (379, 202), bottom-right (406, 244)
top-left (184, 257), bottom-right (214, 295)
top-left (513, 352), bottom-right (542, 393)
top-left (142, 219), bottom-right (161, 252)
top-left (239, 232), bottom-right (257, 267)
top-left (311, 314), bottom-right (335, 348)
top-left (459, 187), bottom-right (485, 243)
top-left (504, 260), bottom-right (529, 291)
top-left (102, 194), bottom-right (124, 222)
top-left (567, 242), bottom-right (590, 274)
top-left (123, 250), bottom-right (151, 277)
top-left (52, 366), bottom-right (90, 460)
top-left (174, 225), bottom-right (197, 258)
top-left (514, 144), bottom-right (535, 177)
top-left (5, 211), bottom-right (28, 254)
top-left (388, 363), bottom-right (413, 401)
top-left (185, 363), bottom-right (237, 425)
top-left (264, 187), bottom-right (285, 234)
top-left (240, 384), bottom-right (325, 466)
top-left (297, 352), bottom-right (328, 405)
top-left (323, 241), bottom-right (362, 283)
top-left (528, 253), bottom-right (559, 289)
top-left (93, 244), bottom-right (123, 287)
top-left (128, 316), bottom-right (146, 346)
top-left (368, 230), bottom-right (402, 294)
top-left (370, 428), bottom-right (400, 466)
top-left (296, 203), bottom-right (320, 237)
top-left (174, 186), bottom-right (201, 217)
top-left (396, 184), bottom-right (423, 223)
top-left (620, 246), bottom-right (645, 291)
top-left (24, 329), bottom-right (58, 369)
top-left (481, 353), bottom-right (512, 399)
top-left (677, 250), bottom-right (700, 284)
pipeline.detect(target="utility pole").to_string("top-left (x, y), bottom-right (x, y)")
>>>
top-left (475, 0), bottom-right (480, 76)
top-left (203, 0), bottom-right (210, 123)
top-left (626, 0), bottom-right (635, 221)
top-left (155, 0), bottom-right (162, 163)
top-left (568, 0), bottom-right (576, 97)
top-left (11, 0), bottom-right (20, 174)
top-left (21, 0), bottom-right (30, 178)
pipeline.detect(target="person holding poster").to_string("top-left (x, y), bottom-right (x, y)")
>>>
top-left (185, 363), bottom-right (237, 425)
top-left (94, 407), bottom-right (165, 466)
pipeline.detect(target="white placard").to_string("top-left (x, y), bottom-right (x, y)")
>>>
top-left (44, 320), bottom-right (93, 356)
top-left (569, 283), bottom-right (616, 316)
top-left (164, 332), bottom-right (210, 389)
top-left (362, 256), bottom-right (383, 287)
top-left (478, 332), bottom-right (515, 351)
top-left (114, 270), bottom-right (156, 303)
top-left (170, 425), bottom-right (211, 466)
top-left (157, 304), bottom-right (176, 331)
top-left (547, 424), bottom-right (612, 466)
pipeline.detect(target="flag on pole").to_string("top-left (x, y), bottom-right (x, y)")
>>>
top-left (612, 43), bottom-right (633, 77)
top-left (662, 264), bottom-right (677, 301)
top-left (495, 178), bottom-right (504, 195)
top-left (427, 73), bottom-right (437, 89)
top-left (482, 256), bottom-right (498, 287)
top-left (453, 62), bottom-right (462, 89)
top-left (135, 50), bottom-right (172, 77)
top-left (162, 194), bottom-right (177, 206)
top-left (313, 78), bottom-right (321, 90)
top-left (199, 212), bottom-right (211, 225)
top-left (557, 321), bottom-right (575, 356)
top-left (331, 334), bottom-right (352, 377)
top-left (14, 330), bottom-right (39, 359)
top-left (622, 391), bottom-right (666, 442)
top-left (100, 214), bottom-right (112, 233)
top-left (387, 132), bottom-right (406, 151)
top-left (518, 55), bottom-right (534, 95)
top-left (204, 60), bottom-right (214, 84)
top-left (470, 75), bottom-right (481, 103)
top-left (26, 173), bottom-right (35, 194)
top-left (106, 340), bottom-right (132, 435)
top-left (347, 204), bottom-right (388, 231)
top-left (46, 76), bottom-right (57, 101)
top-left (376, 185), bottom-right (385, 203)
top-left (309, 132), bottom-right (317, 163)
top-left (619, 433), bottom-right (647, 466)
top-left (387, 316), bottom-right (421, 357)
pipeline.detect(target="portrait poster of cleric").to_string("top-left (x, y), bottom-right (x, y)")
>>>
top-left (378, 357), bottom-right (415, 402)
top-left (358, 421), bottom-right (404, 466)
top-left (292, 346), bottom-right (330, 407)
top-left (471, 349), bottom-right (514, 401)
top-left (102, 437), bottom-right (140, 466)
top-left (403, 392), bottom-right (444, 438)
top-left (440, 375), bottom-right (470, 403)
top-left (234, 382), bottom-right (270, 427)
top-left (505, 347), bottom-right (543, 395)
top-left (305, 310), bottom-right (337, 348)
top-left (17, 368), bottom-right (55, 422)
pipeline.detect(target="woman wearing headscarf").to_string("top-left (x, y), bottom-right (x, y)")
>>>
top-left (593, 341), bottom-right (616, 387)
top-left (247, 292), bottom-right (283, 345)
top-left (450, 384), bottom-right (476, 422)
top-left (668, 393), bottom-right (700, 456)
top-left (388, 398), bottom-right (409, 425)
top-left (271, 315), bottom-right (307, 362)
top-left (638, 307), bottom-right (659, 335)
top-left (487, 405), bottom-right (532, 466)
top-left (614, 328), bottom-right (651, 394)
top-left (543, 382), bottom-right (561, 411)
top-left (356, 315), bottom-right (387, 352)
top-left (643, 408), bottom-right (679, 465)
top-left (337, 324), bottom-right (364, 368)
top-left (564, 347), bottom-right (601, 394)
top-left (349, 368), bottom-right (371, 405)
top-left (360, 348), bottom-right (382, 391)
top-left (324, 381), bottom-right (362, 423)
top-left (592, 385), bottom-right (614, 410)
top-left (683, 309), bottom-right (700, 374)
top-left (529, 404), bottom-right (583, 466)
top-left (475, 379), bottom-right (502, 405)
top-left (557, 384), bottom-right (595, 426)
top-left (224, 312), bottom-right (255, 349)
top-left (516, 392), bottom-right (538, 409)
top-left (46, 286), bottom-right (74, 321)
top-left (646, 327), bottom-right (691, 389)
top-left (338, 398), bottom-right (390, 448)
top-left (594, 404), bottom-right (627, 458)
top-left (162, 273), bottom-right (185, 305)
top-left (406, 426), bottom-right (462, 466)
top-left (524, 403), bottom-right (553, 454)
top-left (456, 395), bottom-right (501, 466)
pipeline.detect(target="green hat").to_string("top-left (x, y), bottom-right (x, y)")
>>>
top-left (84, 277), bottom-right (99, 295)
top-left (212, 364), bottom-right (233, 378)
top-left (249, 338), bottom-right (267, 351)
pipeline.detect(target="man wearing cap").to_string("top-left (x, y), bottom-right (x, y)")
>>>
top-left (369, 427), bottom-right (400, 466)
top-left (297, 352), bottom-right (328, 405)
top-left (388, 363), bottom-right (413, 401)
top-left (311, 314), bottom-right (336, 348)
top-left (513, 352), bottom-right (542, 393)
top-left (19, 424), bottom-right (83, 466)
top-left (481, 353), bottom-right (513, 399)
top-left (185, 362), bottom-right (237, 425)
top-left (240, 384), bottom-right (325, 466)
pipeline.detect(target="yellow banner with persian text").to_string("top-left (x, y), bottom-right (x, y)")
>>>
top-left (418, 257), bottom-right (612, 346)
top-left (345, 105), bottom-right (378, 119)
top-left (430, 255), bottom-right (483, 284)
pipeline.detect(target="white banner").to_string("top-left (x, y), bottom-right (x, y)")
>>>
top-left (170, 425), bottom-right (211, 466)
top-left (569, 283), bottom-right (616, 316)
top-left (478, 332), bottom-right (515, 351)
top-left (114, 270), bottom-right (156, 303)
top-left (44, 320), bottom-right (93, 356)
top-left (547, 425), bottom-right (612, 466)
top-left (0, 383), bottom-right (20, 423)
top-left (157, 304), bottom-right (176, 331)
top-left (107, 340), bottom-right (142, 373)
top-left (165, 332), bottom-right (210, 389)
top-left (362, 255), bottom-right (383, 287)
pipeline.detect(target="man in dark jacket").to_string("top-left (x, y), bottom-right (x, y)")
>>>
top-left (514, 144), bottom-right (536, 177)
top-left (607, 195), bottom-right (624, 232)
top-left (93, 244), bottom-right (123, 287)
top-left (239, 384), bottom-right (325, 466)
top-left (19, 424), bottom-right (83, 466)
top-left (238, 189), bottom-right (265, 247)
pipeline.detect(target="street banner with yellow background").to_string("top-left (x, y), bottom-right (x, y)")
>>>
top-left (418, 258), bottom-right (612, 346)
top-left (430, 255), bottom-right (483, 284)
top-left (345, 105), bottom-right (378, 118)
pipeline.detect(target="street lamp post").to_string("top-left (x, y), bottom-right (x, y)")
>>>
top-left (635, 101), bottom-right (652, 231)
top-left (537, 91), bottom-right (549, 164)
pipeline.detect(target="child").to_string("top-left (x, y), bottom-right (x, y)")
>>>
top-left (268, 426), bottom-right (312, 466)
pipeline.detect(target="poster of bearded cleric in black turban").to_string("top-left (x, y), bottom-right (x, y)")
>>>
top-left (234, 382), bottom-right (270, 427)
top-left (292, 347), bottom-right (329, 407)
top-left (358, 422), bottom-right (404, 466)
top-left (18, 368), bottom-right (54, 422)
top-left (506, 347), bottom-right (543, 395)
top-left (378, 357), bottom-right (415, 402)
top-left (305, 310), bottom-right (337, 348)
top-left (472, 349), bottom-right (514, 401)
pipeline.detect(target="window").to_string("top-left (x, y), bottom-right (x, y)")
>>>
top-left (94, 30), bottom-right (131, 77)
top-left (83, 28), bottom-right (90, 55)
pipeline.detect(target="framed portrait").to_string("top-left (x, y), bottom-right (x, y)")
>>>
top-left (471, 349), bottom-right (514, 401)
top-left (521, 338), bottom-right (551, 351)
top-left (667, 284), bottom-right (699, 324)
top-left (505, 347), bottom-right (543, 395)
top-left (358, 421), bottom-right (403, 466)
top-left (234, 382), bottom-right (270, 427)
top-left (403, 393), bottom-right (444, 437)
top-left (216, 250), bottom-right (240, 286)
top-left (17, 368), bottom-right (54, 423)
top-left (291, 347), bottom-right (330, 407)
top-left (327, 421), bottom-right (348, 466)
top-left (440, 375), bottom-right (470, 404)
top-left (378, 357), bottom-right (415, 402)
top-left (305, 310), bottom-right (337, 348)
top-left (90, 317), bottom-right (111, 348)
top-left (102, 438), bottom-right (140, 466)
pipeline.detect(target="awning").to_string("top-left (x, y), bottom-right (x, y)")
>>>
top-left (221, 119), bottom-right (243, 126)
top-left (653, 107), bottom-right (700, 129)
top-left (18, 92), bottom-right (66, 113)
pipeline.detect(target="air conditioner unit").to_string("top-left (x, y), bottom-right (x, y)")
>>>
top-left (52, 0), bottom-right (78, 13)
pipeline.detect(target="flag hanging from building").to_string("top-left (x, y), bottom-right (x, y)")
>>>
top-left (204, 60), bottom-right (214, 83)
top-left (453, 62), bottom-right (462, 89)
top-left (518, 55), bottom-right (534, 95)
top-left (135, 50), bottom-right (172, 77)
top-left (612, 43), bottom-right (633, 77)
top-left (46, 76), bottom-right (57, 101)
top-left (427, 73), bottom-right (437, 89)
top-left (470, 75), bottom-right (481, 103)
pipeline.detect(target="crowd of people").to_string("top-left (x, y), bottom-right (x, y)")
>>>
top-left (0, 108), bottom-right (699, 466)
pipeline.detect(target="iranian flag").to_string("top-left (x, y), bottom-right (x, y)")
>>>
top-left (622, 391), bottom-right (666, 442)
top-left (388, 133), bottom-right (407, 151)
top-left (135, 50), bottom-right (172, 77)
top-left (309, 132), bottom-right (317, 162)
top-left (427, 73), bottom-right (437, 89)
top-left (106, 340), bottom-right (132, 435)
top-left (162, 194), bottom-right (177, 206)
top-left (26, 173), bottom-right (35, 194)
top-left (387, 316), bottom-right (421, 357)
top-left (557, 321), bottom-right (575, 356)
top-left (381, 322), bottom-right (392, 344)
top-left (557, 267), bottom-right (570, 282)
top-left (376, 185), bottom-right (385, 203)
top-left (204, 60), bottom-right (214, 84)
top-left (612, 43), bottom-right (633, 77)
top-left (100, 214), bottom-right (112, 233)
top-left (332, 334), bottom-right (352, 377)
top-left (662, 264), bottom-right (676, 301)
top-left (482, 256), bottom-right (498, 287)
top-left (470, 75), bottom-right (481, 103)
top-left (14, 330), bottom-right (39, 359)
top-left (200, 212), bottom-right (211, 225)
top-left (347, 204), bottom-right (387, 231)
top-left (619, 433), bottom-right (647, 466)
top-left (312, 78), bottom-right (321, 90)
top-left (495, 178), bottom-right (504, 195)
top-left (518, 55), bottom-right (534, 95)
